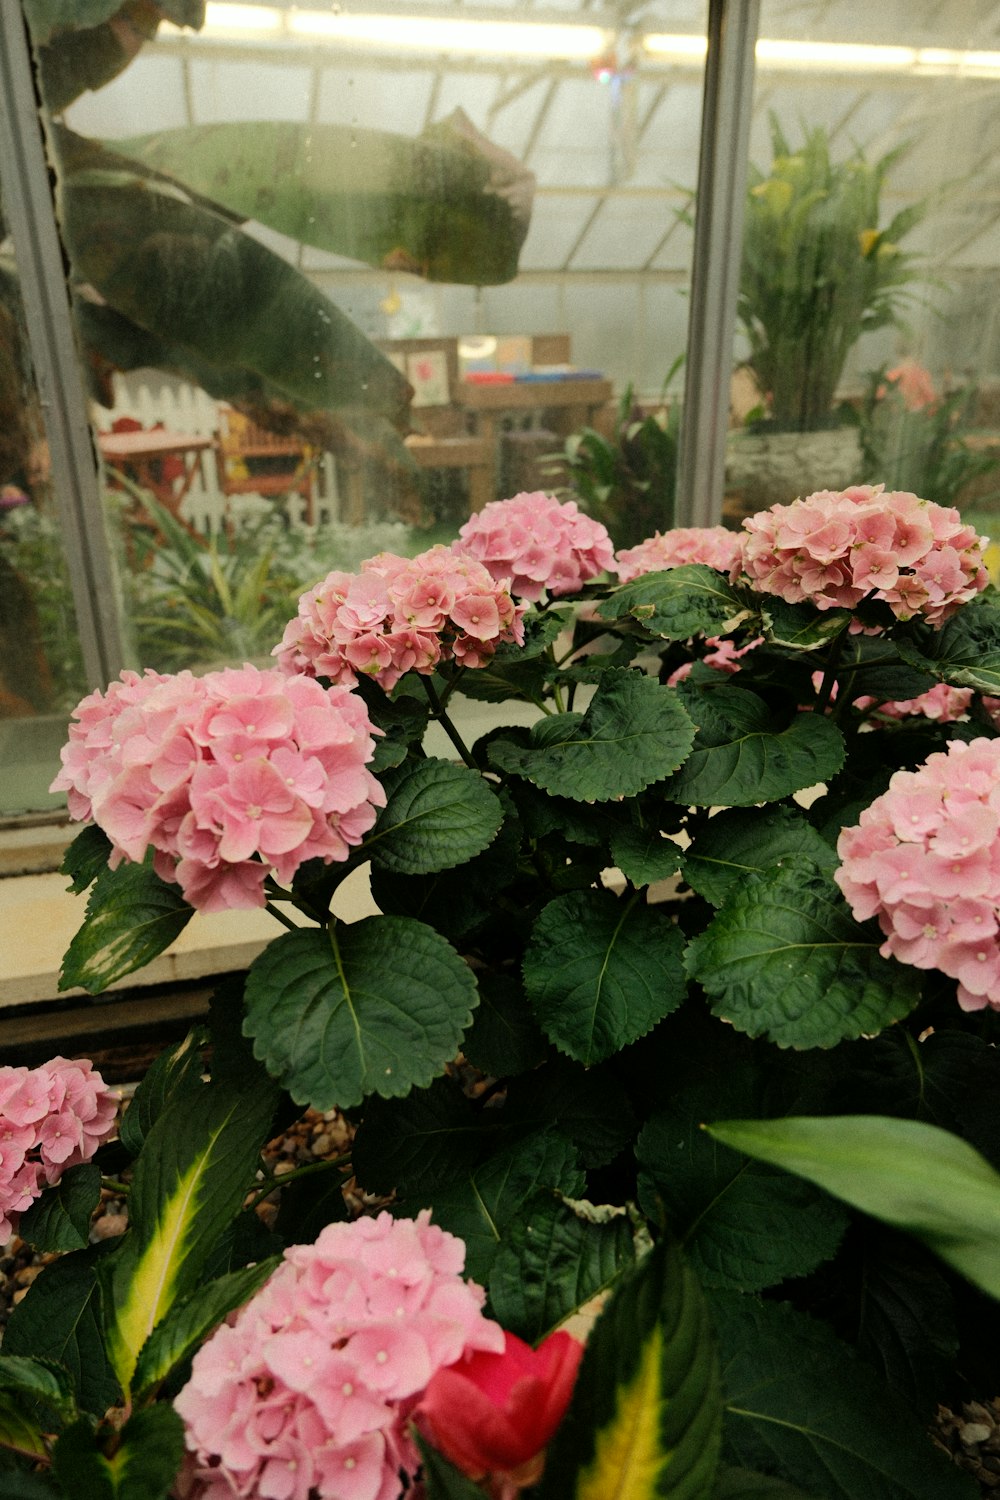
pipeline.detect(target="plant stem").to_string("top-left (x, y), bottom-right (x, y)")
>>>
top-left (814, 630), bottom-right (847, 715)
top-left (420, 676), bottom-right (479, 769)
top-left (245, 1153), bottom-right (351, 1209)
top-left (101, 1177), bottom-right (130, 1196)
top-left (264, 900), bottom-right (299, 932)
top-left (264, 878), bottom-right (327, 926)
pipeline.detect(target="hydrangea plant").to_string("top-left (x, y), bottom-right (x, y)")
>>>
top-left (5, 487), bottom-right (1000, 1499)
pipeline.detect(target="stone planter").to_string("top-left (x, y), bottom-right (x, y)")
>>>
top-left (723, 425), bottom-right (864, 528)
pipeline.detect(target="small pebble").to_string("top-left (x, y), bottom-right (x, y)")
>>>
top-left (91, 1214), bottom-right (128, 1241)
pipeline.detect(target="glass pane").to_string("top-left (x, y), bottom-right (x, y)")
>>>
top-left (726, 0), bottom-right (1000, 538)
top-left (22, 1), bottom-right (706, 699)
top-left (0, 172), bottom-right (89, 816)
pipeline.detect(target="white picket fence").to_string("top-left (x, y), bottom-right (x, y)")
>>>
top-left (99, 373), bottom-right (344, 533)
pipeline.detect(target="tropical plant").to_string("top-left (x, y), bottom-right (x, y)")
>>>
top-left (7, 486), bottom-right (1000, 1497)
top-left (856, 361), bottom-right (1000, 507)
top-left (1, 502), bottom-right (87, 711)
top-left (10, 2), bottom-right (534, 464)
top-left (542, 368), bottom-right (681, 550)
top-left (738, 115), bottom-right (928, 431)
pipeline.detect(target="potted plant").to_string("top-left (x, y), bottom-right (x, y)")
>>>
top-left (4, 487), bottom-right (1000, 1497)
top-left (541, 364), bottom-right (682, 551)
top-left (856, 358), bottom-right (1000, 509)
top-left (726, 116), bottom-right (928, 519)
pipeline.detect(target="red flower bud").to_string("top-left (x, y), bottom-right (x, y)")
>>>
top-left (415, 1329), bottom-right (583, 1485)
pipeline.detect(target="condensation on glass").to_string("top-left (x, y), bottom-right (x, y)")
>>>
top-left (0, 168), bottom-right (89, 816)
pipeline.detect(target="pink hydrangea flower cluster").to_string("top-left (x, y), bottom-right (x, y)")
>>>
top-left (0, 1058), bottom-right (117, 1242)
top-left (453, 492), bottom-right (614, 601)
top-left (615, 525), bottom-right (743, 583)
top-left (835, 737), bottom-right (1000, 1011)
top-left (50, 664), bottom-right (384, 913)
top-left (173, 1210), bottom-right (505, 1500)
top-left (860, 682), bottom-right (975, 724)
top-left (274, 546), bottom-right (525, 691)
top-left (879, 359), bottom-right (938, 412)
top-left (734, 485), bottom-right (988, 625)
top-left (667, 633), bottom-right (763, 687)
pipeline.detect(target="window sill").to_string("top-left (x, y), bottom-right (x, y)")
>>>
top-left (1, 863), bottom-right (378, 1007)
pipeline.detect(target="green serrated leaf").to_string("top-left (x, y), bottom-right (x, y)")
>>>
top-left (496, 606), bottom-right (572, 662)
top-left (661, 687), bottom-right (845, 807)
top-left (838, 1027), bottom-right (1000, 1170)
top-left (102, 1072), bottom-right (278, 1393)
top-left (461, 971), bottom-right (549, 1079)
top-left (18, 1163), bottom-right (101, 1253)
top-left (52, 1404), bottom-right (185, 1500)
top-left (713, 1467), bottom-right (819, 1499)
top-left (609, 823), bottom-right (683, 888)
top-left (598, 565), bottom-right (752, 641)
top-left (0, 1398), bottom-right (48, 1461)
top-left (351, 678), bottom-right (431, 772)
top-left (118, 1029), bottom-right (207, 1157)
top-left (453, 657), bottom-right (550, 704)
top-left (706, 1114), bottom-right (1000, 1301)
top-left (370, 804), bottom-right (522, 943)
top-left (489, 670), bottom-right (696, 803)
top-left (243, 917), bottom-right (478, 1110)
top-left (400, 1133), bottom-right (584, 1285)
top-left (680, 806), bottom-right (838, 908)
top-left (504, 1057), bottom-right (637, 1170)
top-left (759, 598), bottom-right (853, 650)
top-left (539, 1240), bottom-right (722, 1500)
top-left (366, 758), bottom-right (504, 874)
top-left (60, 825), bottom-right (112, 895)
top-left (685, 856), bottom-right (921, 1048)
top-left (133, 1258), bottom-right (280, 1397)
top-left (711, 1293), bottom-right (976, 1500)
top-left (637, 1091), bottom-right (847, 1292)
top-left (452, 635), bottom-right (553, 703)
top-left (898, 590), bottom-right (1000, 694)
top-left (3, 1245), bottom-right (121, 1418)
top-left (272, 1163), bottom-right (351, 1246)
top-left (489, 1195), bottom-right (635, 1344)
top-left (0, 1355), bottom-right (76, 1423)
top-left (59, 861), bottom-right (193, 995)
top-left (523, 890), bottom-right (687, 1065)
top-left (849, 1230), bottom-right (959, 1415)
top-left (352, 1076), bottom-right (491, 1195)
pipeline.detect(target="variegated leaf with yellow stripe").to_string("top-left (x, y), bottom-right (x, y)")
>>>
top-left (537, 1240), bottom-right (721, 1499)
top-left (99, 1070), bottom-right (278, 1395)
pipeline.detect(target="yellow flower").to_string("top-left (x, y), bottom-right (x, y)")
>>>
top-left (858, 228), bottom-right (881, 257)
top-left (751, 178), bottom-right (793, 214)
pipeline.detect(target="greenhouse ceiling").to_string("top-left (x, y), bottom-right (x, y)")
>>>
top-left (60, 0), bottom-right (1000, 283)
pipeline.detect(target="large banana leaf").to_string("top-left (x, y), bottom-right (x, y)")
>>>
top-left (59, 165), bottom-right (412, 431)
top-left (110, 112), bottom-right (535, 286)
top-left (26, 1), bottom-right (205, 113)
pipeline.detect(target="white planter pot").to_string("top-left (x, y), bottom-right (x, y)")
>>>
top-left (724, 426), bottom-right (864, 527)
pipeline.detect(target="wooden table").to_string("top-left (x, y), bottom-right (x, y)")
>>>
top-left (459, 377), bottom-right (614, 450)
top-left (98, 429), bottom-right (214, 517)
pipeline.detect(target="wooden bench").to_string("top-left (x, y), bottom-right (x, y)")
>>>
top-left (377, 337), bottom-right (494, 514)
top-left (214, 407), bottom-right (318, 526)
